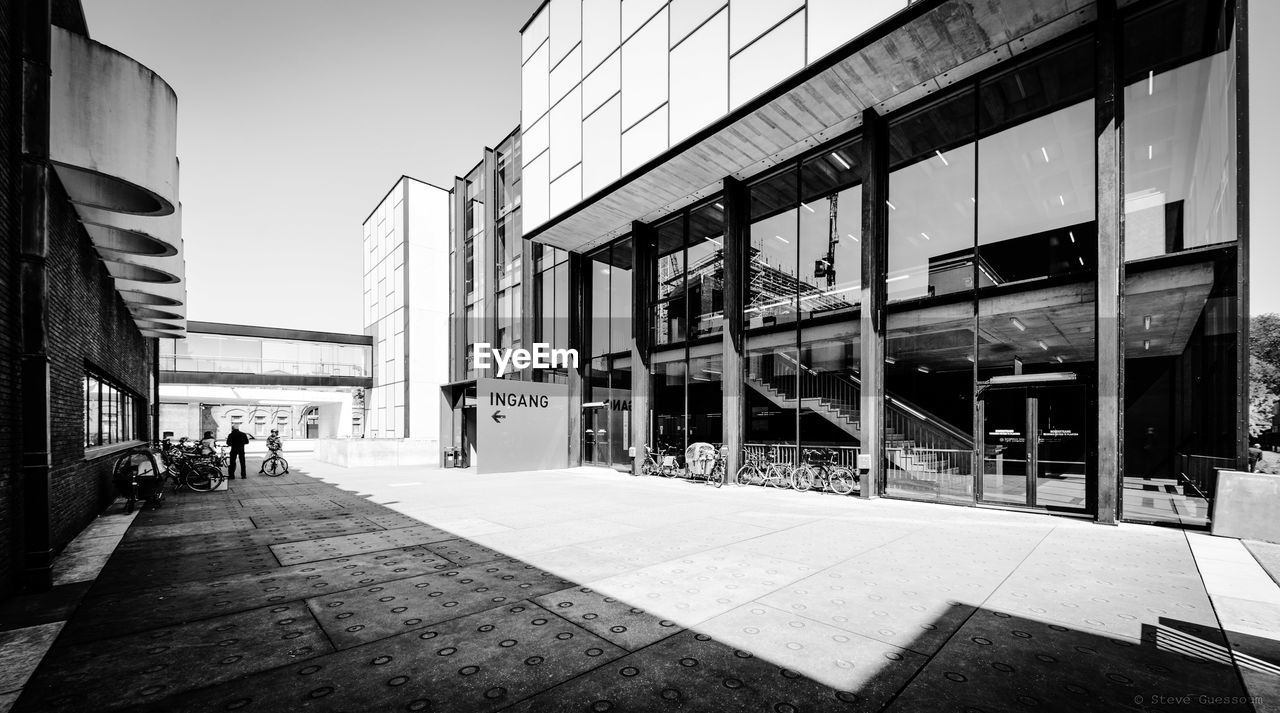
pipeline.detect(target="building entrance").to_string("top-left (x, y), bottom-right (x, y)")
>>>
top-left (978, 382), bottom-right (1089, 511)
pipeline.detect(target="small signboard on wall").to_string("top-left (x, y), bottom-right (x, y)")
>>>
top-left (476, 378), bottom-right (569, 474)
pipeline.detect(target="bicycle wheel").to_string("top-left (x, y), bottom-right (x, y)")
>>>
top-left (184, 463), bottom-right (218, 492)
top-left (264, 456), bottom-right (286, 477)
top-left (829, 467), bottom-right (856, 495)
top-left (709, 464), bottom-right (724, 488)
top-left (734, 464), bottom-right (756, 486)
top-left (792, 464), bottom-right (814, 492)
top-left (764, 464), bottom-right (787, 489)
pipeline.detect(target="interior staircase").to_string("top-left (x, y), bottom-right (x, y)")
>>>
top-left (744, 362), bottom-right (973, 481)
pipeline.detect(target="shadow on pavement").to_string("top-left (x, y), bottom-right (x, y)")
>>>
top-left (9, 465), bottom-right (1261, 713)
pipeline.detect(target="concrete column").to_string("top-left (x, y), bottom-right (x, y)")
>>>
top-left (1093, 0), bottom-right (1122, 524)
top-left (1234, 0), bottom-right (1250, 470)
top-left (451, 178), bottom-right (467, 383)
top-left (722, 178), bottom-right (749, 483)
top-left (630, 221), bottom-right (654, 475)
top-left (19, 0), bottom-right (54, 592)
top-left (858, 109), bottom-right (889, 500)
top-left (566, 251), bottom-right (587, 466)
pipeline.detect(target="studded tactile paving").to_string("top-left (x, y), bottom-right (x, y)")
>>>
top-left (306, 559), bottom-right (577, 649)
top-left (130, 602), bottom-right (627, 713)
top-left (533, 586), bottom-right (684, 651)
top-left (506, 628), bottom-right (874, 713)
top-left (91, 544), bottom-right (278, 595)
top-left (248, 510), bottom-right (376, 529)
top-left (270, 524), bottom-right (461, 564)
top-left (63, 546), bottom-right (451, 644)
top-left (721, 517), bottom-right (922, 569)
top-left (14, 601), bottom-right (331, 713)
top-left (426, 538), bottom-right (510, 566)
top-left (884, 608), bottom-right (1252, 713)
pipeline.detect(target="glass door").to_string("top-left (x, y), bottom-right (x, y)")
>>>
top-left (979, 384), bottom-right (1088, 511)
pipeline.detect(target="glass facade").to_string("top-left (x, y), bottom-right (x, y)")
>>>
top-left (84, 371), bottom-right (139, 448)
top-left (456, 0), bottom-right (1244, 524)
top-left (159, 334), bottom-right (370, 377)
top-left (1120, 0), bottom-right (1238, 526)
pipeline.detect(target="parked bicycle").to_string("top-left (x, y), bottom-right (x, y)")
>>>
top-left (156, 439), bottom-right (225, 492)
top-left (735, 447), bottom-right (794, 489)
top-left (791, 448), bottom-right (857, 495)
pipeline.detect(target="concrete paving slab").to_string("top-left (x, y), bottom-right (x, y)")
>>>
top-left (885, 608), bottom-right (1251, 713)
top-left (426, 538), bottom-right (510, 566)
top-left (269, 524), bottom-right (463, 564)
top-left (90, 544), bottom-right (278, 594)
top-left (0, 622), bottom-right (64, 693)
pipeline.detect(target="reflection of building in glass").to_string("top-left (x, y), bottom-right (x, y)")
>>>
top-left (487, 0), bottom-right (1251, 527)
top-left (159, 322), bottom-right (371, 442)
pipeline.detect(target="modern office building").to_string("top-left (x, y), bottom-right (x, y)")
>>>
top-left (0, 0), bottom-right (186, 595)
top-left (444, 0), bottom-right (1249, 526)
top-left (157, 321), bottom-right (371, 442)
top-left (361, 176), bottom-right (450, 443)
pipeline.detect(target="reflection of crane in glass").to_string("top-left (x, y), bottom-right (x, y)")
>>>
top-left (814, 193), bottom-right (839, 289)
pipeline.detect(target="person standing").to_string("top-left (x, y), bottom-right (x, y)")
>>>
top-left (226, 424), bottom-right (251, 479)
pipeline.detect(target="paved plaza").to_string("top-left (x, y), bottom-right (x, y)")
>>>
top-left (1, 457), bottom-right (1278, 712)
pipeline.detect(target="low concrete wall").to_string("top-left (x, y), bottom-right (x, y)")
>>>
top-left (1211, 470), bottom-right (1280, 543)
top-left (313, 439), bottom-right (440, 468)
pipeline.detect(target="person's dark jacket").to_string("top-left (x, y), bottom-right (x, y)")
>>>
top-left (227, 430), bottom-right (250, 451)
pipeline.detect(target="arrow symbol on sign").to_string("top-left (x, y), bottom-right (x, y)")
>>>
top-left (491, 411), bottom-right (506, 423)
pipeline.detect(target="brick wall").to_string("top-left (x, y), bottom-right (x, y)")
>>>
top-left (0, 0), bottom-right (23, 600)
top-left (44, 175), bottom-right (153, 553)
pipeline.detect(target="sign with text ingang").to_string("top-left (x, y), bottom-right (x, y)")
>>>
top-left (476, 377), bottom-right (569, 474)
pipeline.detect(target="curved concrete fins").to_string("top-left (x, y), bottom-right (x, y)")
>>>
top-left (50, 26), bottom-right (186, 336)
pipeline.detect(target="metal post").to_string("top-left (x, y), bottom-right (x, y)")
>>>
top-left (566, 252), bottom-right (587, 466)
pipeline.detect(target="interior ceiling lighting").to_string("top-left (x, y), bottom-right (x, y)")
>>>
top-left (966, 354), bottom-right (975, 363)
top-left (1010, 317), bottom-right (1027, 331)
top-left (1058, 195), bottom-right (1065, 206)
top-left (714, 202), bottom-right (724, 210)
top-left (1144, 340), bottom-right (1151, 351)
top-left (1037, 340), bottom-right (1049, 351)
top-left (886, 274), bottom-right (910, 283)
top-left (773, 235), bottom-right (790, 244)
top-left (1041, 146), bottom-right (1050, 162)
top-left (917, 365), bottom-right (931, 373)
top-left (1056, 356), bottom-right (1065, 364)
top-left (831, 152), bottom-right (851, 170)
top-left (886, 200), bottom-right (896, 211)
top-left (801, 202), bottom-right (815, 213)
top-left (885, 356), bottom-right (896, 364)
top-left (1144, 315), bottom-right (1152, 330)
top-left (1068, 231), bottom-right (1076, 243)
top-left (1078, 256), bottom-right (1086, 266)
top-left (1148, 145), bottom-right (1154, 160)
top-left (1148, 70), bottom-right (1155, 95)
top-left (920, 232), bottom-right (931, 241)
top-left (935, 150), bottom-right (949, 166)
top-left (846, 233), bottom-right (859, 243)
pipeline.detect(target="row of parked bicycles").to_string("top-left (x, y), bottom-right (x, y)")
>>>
top-left (110, 437), bottom-right (290, 513)
top-left (637, 445), bottom-right (860, 495)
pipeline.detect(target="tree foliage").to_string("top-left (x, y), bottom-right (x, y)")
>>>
top-left (1250, 315), bottom-right (1280, 438)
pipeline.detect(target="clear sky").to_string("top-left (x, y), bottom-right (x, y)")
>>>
top-left (82, 0), bottom-right (541, 334)
top-left (83, 0), bottom-right (1279, 331)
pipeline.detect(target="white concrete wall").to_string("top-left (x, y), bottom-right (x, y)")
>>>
top-left (406, 179), bottom-right (451, 454)
top-left (519, 0), bottom-right (907, 233)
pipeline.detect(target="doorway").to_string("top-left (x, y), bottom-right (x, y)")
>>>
top-left (978, 383), bottom-right (1089, 511)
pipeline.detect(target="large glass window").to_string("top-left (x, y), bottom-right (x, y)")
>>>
top-left (747, 167), bottom-right (799, 329)
top-left (687, 345), bottom-right (723, 446)
top-left (652, 218), bottom-right (686, 346)
top-left (686, 204), bottom-right (726, 340)
top-left (799, 138), bottom-right (863, 320)
top-left (652, 352), bottom-right (686, 454)
top-left (745, 335), bottom-right (798, 465)
top-left (1121, 0), bottom-right (1238, 527)
top-left (84, 370), bottom-right (140, 449)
